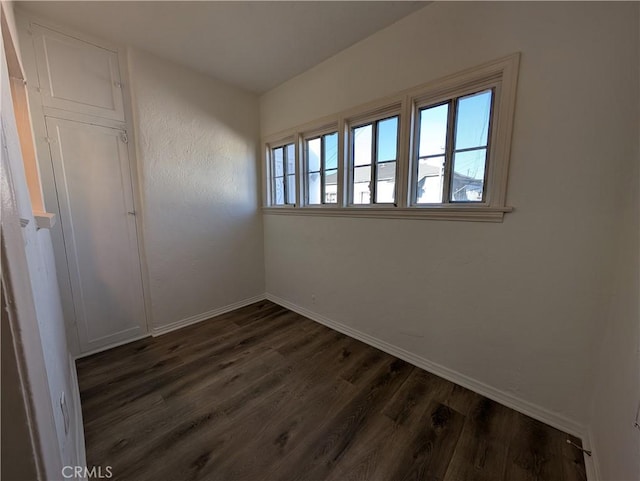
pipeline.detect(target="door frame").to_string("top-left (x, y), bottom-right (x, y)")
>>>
top-left (15, 10), bottom-right (153, 356)
top-left (1, 85), bottom-right (62, 481)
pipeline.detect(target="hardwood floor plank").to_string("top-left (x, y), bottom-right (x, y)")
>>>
top-left (504, 413), bottom-right (567, 481)
top-left (105, 328), bottom-right (349, 479)
top-left (112, 361), bottom-right (297, 481)
top-left (382, 367), bottom-right (452, 428)
top-left (325, 414), bottom-right (409, 481)
top-left (443, 397), bottom-right (516, 481)
top-left (339, 347), bottom-right (388, 386)
top-left (76, 301), bottom-right (586, 481)
top-left (168, 339), bottom-right (365, 481)
top-left (269, 357), bottom-right (413, 481)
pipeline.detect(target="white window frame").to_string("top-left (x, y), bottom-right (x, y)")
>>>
top-left (346, 103), bottom-right (402, 208)
top-left (301, 123), bottom-right (341, 208)
top-left (262, 53), bottom-right (519, 222)
top-left (409, 81), bottom-right (498, 208)
top-left (265, 136), bottom-right (297, 207)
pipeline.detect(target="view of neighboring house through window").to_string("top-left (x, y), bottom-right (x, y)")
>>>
top-left (271, 143), bottom-right (296, 205)
top-left (351, 116), bottom-right (399, 204)
top-left (416, 102), bottom-right (448, 203)
top-left (306, 132), bottom-right (338, 204)
top-left (415, 89), bottom-right (493, 204)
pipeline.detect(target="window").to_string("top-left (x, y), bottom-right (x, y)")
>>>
top-left (305, 132), bottom-right (338, 205)
top-left (414, 89), bottom-right (493, 205)
top-left (350, 115), bottom-right (399, 205)
top-left (270, 143), bottom-right (296, 206)
top-left (262, 54), bottom-right (519, 222)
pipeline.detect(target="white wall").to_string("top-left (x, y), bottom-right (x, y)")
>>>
top-left (589, 162), bottom-right (639, 481)
top-left (588, 6), bottom-right (640, 479)
top-left (2, 2), bottom-right (79, 473)
top-left (128, 49), bottom-right (264, 331)
top-left (260, 0), bottom-right (639, 441)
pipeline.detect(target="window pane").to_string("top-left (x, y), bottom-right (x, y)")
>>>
top-left (416, 156), bottom-right (444, 203)
top-left (419, 103), bottom-right (448, 157)
top-left (307, 172), bottom-right (321, 204)
top-left (274, 177), bottom-right (284, 205)
top-left (286, 174), bottom-right (296, 204)
top-left (307, 138), bottom-right (321, 172)
top-left (324, 133), bottom-right (338, 170)
top-left (353, 124), bottom-right (372, 167)
top-left (325, 169), bottom-right (338, 204)
top-left (376, 161), bottom-right (396, 203)
top-left (286, 143), bottom-right (295, 174)
top-left (377, 117), bottom-right (398, 163)
top-left (273, 147), bottom-right (284, 177)
top-left (450, 148), bottom-right (487, 202)
top-left (455, 90), bottom-right (492, 150)
top-left (353, 165), bottom-right (371, 204)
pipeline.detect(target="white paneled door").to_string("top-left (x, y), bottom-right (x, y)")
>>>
top-left (45, 116), bottom-right (146, 353)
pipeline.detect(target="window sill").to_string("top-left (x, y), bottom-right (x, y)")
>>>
top-left (262, 206), bottom-right (513, 222)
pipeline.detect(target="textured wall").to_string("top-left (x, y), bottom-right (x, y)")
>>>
top-left (260, 0), bottom-right (639, 439)
top-left (128, 49), bottom-right (265, 329)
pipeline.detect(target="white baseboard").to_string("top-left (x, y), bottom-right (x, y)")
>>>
top-left (76, 333), bottom-right (151, 359)
top-left (75, 295), bottom-right (268, 358)
top-left (68, 353), bottom-right (87, 474)
top-left (265, 293), bottom-right (588, 441)
top-left (151, 294), bottom-right (267, 337)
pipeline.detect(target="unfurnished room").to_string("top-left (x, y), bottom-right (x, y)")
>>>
top-left (1, 1), bottom-right (639, 480)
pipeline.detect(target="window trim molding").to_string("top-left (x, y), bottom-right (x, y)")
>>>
top-left (261, 53), bottom-right (520, 222)
top-left (262, 205), bottom-right (513, 222)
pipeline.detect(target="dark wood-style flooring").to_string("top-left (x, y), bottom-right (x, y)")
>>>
top-left (77, 301), bottom-right (587, 481)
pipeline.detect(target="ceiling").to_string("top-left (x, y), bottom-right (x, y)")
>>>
top-left (17, 1), bottom-right (427, 93)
